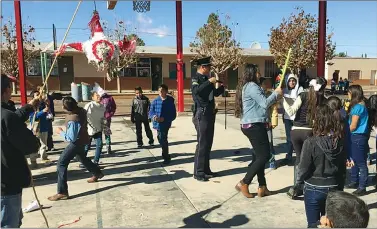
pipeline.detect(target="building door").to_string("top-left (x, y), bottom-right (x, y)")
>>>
top-left (371, 70), bottom-right (377, 85)
top-left (151, 58), bottom-right (162, 91)
top-left (58, 56), bottom-right (74, 91)
top-left (227, 68), bottom-right (238, 90)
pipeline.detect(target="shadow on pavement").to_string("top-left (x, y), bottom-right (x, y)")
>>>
top-left (180, 204), bottom-right (249, 228)
top-left (69, 170), bottom-right (192, 199)
top-left (368, 202), bottom-right (377, 210)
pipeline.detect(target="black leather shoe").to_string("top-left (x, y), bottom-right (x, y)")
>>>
top-left (353, 188), bottom-right (366, 196)
top-left (204, 172), bottom-right (218, 178)
top-left (193, 175), bottom-right (209, 182)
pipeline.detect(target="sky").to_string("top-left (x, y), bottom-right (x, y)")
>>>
top-left (1, 1), bottom-right (377, 57)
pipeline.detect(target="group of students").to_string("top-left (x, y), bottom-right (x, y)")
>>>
top-left (330, 77), bottom-right (350, 94)
top-left (234, 66), bottom-right (375, 227)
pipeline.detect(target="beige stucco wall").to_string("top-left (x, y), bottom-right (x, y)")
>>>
top-left (160, 55), bottom-right (194, 78)
top-left (327, 58), bottom-right (377, 80)
top-left (72, 53), bottom-right (104, 78)
top-left (238, 56), bottom-right (272, 77)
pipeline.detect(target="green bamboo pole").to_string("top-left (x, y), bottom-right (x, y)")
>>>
top-left (43, 52), bottom-right (49, 92)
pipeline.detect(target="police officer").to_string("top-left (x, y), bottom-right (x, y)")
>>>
top-left (191, 56), bottom-right (224, 182)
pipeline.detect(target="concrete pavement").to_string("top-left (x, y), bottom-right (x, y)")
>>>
top-left (21, 115), bottom-right (377, 228)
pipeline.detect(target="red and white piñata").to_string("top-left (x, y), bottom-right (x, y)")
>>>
top-left (56, 11), bottom-right (137, 81)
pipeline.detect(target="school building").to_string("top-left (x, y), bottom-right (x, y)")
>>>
top-left (24, 42), bottom-right (377, 92)
top-left (325, 57), bottom-right (377, 86)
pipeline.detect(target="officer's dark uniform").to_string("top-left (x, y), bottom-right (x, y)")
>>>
top-left (191, 57), bottom-right (224, 181)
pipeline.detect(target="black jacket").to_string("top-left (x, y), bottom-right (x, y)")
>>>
top-left (1, 102), bottom-right (41, 195)
top-left (131, 95), bottom-right (150, 122)
top-left (297, 135), bottom-right (346, 190)
top-left (191, 72), bottom-right (224, 111)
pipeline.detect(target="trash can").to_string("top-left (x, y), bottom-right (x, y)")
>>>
top-left (81, 82), bottom-right (92, 101)
top-left (71, 82), bottom-right (82, 102)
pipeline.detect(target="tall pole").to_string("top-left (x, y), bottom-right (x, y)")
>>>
top-left (176, 0), bottom-right (184, 112)
top-left (14, 0), bottom-right (27, 105)
top-left (317, 1), bottom-right (327, 78)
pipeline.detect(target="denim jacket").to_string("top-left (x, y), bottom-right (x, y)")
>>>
top-left (241, 82), bottom-right (278, 124)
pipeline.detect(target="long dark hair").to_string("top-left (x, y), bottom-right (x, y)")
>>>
top-left (307, 77), bottom-right (327, 125)
top-left (234, 65), bottom-right (259, 118)
top-left (326, 96), bottom-right (344, 138)
top-left (347, 85), bottom-right (364, 114)
top-left (313, 104), bottom-right (343, 139)
top-left (367, 95), bottom-right (377, 129)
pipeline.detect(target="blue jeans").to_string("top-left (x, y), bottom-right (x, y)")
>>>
top-left (84, 132), bottom-right (103, 163)
top-left (350, 134), bottom-right (369, 189)
top-left (283, 119), bottom-right (294, 157)
top-left (304, 184), bottom-right (336, 228)
top-left (1, 193), bottom-right (22, 228)
top-left (157, 126), bottom-right (170, 160)
top-left (58, 143), bottom-right (102, 194)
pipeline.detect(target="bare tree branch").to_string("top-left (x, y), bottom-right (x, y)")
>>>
top-left (1, 16), bottom-right (39, 78)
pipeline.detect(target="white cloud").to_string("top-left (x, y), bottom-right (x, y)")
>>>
top-left (137, 14), bottom-right (153, 25)
top-left (140, 25), bottom-right (169, 38)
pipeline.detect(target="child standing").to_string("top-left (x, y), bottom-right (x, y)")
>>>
top-left (29, 91), bottom-right (51, 168)
top-left (260, 77), bottom-right (277, 169)
top-left (131, 87), bottom-right (154, 148)
top-left (346, 85), bottom-right (369, 196)
top-left (297, 105), bottom-right (346, 227)
top-left (149, 84), bottom-right (176, 165)
top-left (95, 83), bottom-right (116, 154)
top-left (82, 92), bottom-right (106, 165)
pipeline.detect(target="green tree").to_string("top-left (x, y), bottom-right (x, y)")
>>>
top-left (189, 12), bottom-right (244, 79)
top-left (268, 7), bottom-right (336, 74)
top-left (127, 33), bottom-right (145, 46)
top-left (337, 52), bottom-right (347, 57)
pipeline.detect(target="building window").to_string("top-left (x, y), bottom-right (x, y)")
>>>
top-left (123, 58), bottom-right (151, 77)
top-left (264, 60), bottom-right (279, 78)
top-left (27, 58), bottom-right (41, 76)
top-left (27, 56), bottom-right (58, 77)
top-left (169, 63), bottom-right (186, 79)
top-left (348, 70), bottom-right (361, 82)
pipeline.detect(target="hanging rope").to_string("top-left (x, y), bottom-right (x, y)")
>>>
top-left (29, 1), bottom-right (83, 228)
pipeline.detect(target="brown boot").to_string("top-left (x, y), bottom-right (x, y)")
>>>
top-left (87, 173), bottom-right (104, 183)
top-left (235, 180), bottom-right (254, 198)
top-left (48, 193), bottom-right (69, 201)
top-left (257, 185), bottom-right (272, 197)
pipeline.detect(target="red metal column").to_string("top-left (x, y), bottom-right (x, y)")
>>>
top-left (176, 0), bottom-right (184, 112)
top-left (14, 0), bottom-right (27, 105)
top-left (317, 1), bottom-right (327, 78)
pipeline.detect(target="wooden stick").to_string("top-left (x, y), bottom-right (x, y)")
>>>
top-left (29, 1), bottom-right (83, 228)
